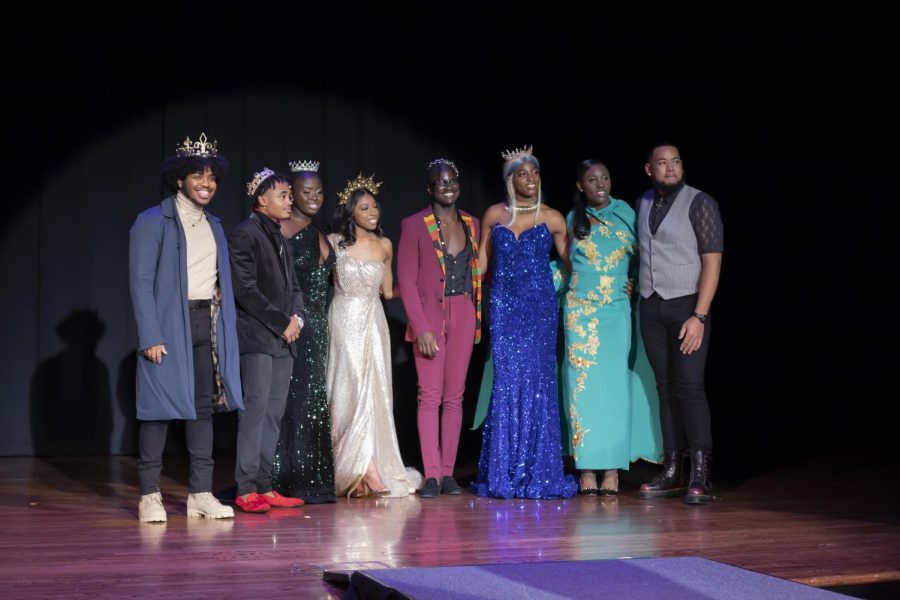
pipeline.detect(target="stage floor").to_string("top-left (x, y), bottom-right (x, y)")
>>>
top-left (0, 455), bottom-right (897, 599)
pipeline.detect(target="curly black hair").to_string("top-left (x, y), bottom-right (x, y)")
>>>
top-left (160, 155), bottom-right (230, 194)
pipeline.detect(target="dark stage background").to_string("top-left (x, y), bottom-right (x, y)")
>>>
top-left (1, 16), bottom-right (889, 481)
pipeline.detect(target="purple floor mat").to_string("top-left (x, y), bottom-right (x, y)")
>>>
top-left (346, 557), bottom-right (846, 599)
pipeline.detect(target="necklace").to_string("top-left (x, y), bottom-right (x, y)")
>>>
top-left (181, 210), bottom-right (204, 227)
top-left (176, 193), bottom-right (206, 228)
top-left (512, 202), bottom-right (539, 214)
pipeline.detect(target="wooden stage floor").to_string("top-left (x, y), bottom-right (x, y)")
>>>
top-left (0, 455), bottom-right (897, 599)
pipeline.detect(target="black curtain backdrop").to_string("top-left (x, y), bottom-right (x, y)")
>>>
top-left (1, 14), bottom-right (889, 481)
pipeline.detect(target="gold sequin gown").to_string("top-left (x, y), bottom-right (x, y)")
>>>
top-left (327, 238), bottom-right (411, 497)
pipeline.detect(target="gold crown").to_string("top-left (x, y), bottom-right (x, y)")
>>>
top-left (500, 145), bottom-right (533, 163)
top-left (427, 158), bottom-right (459, 175)
top-left (175, 132), bottom-right (218, 157)
top-left (288, 159), bottom-right (320, 173)
top-left (246, 168), bottom-right (275, 196)
top-left (337, 173), bottom-right (382, 205)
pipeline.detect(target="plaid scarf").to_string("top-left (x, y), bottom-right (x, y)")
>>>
top-left (210, 286), bottom-right (229, 410)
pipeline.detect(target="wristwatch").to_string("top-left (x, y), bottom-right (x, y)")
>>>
top-left (295, 314), bottom-right (304, 329)
top-left (692, 312), bottom-right (708, 324)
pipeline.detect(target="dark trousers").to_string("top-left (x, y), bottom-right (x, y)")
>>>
top-left (138, 306), bottom-right (215, 495)
top-left (235, 347), bottom-right (293, 496)
top-left (640, 293), bottom-right (713, 453)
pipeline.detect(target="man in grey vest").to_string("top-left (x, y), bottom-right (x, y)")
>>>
top-left (636, 143), bottom-right (723, 505)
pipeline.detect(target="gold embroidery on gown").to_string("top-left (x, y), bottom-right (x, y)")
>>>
top-left (327, 237), bottom-right (411, 497)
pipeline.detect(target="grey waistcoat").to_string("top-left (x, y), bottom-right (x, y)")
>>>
top-left (638, 184), bottom-right (701, 299)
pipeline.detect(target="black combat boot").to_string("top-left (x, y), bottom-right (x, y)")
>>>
top-left (685, 449), bottom-right (713, 505)
top-left (638, 449), bottom-right (687, 500)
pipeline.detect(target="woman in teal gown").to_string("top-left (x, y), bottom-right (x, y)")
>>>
top-left (562, 160), bottom-right (661, 495)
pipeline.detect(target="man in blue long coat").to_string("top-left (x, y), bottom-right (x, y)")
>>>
top-left (129, 133), bottom-right (244, 522)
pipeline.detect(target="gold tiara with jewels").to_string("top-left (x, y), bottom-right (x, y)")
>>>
top-left (175, 132), bottom-right (218, 157)
top-left (246, 168), bottom-right (275, 196)
top-left (427, 158), bottom-right (459, 175)
top-left (337, 173), bottom-right (382, 205)
top-left (500, 145), bottom-right (533, 162)
top-left (288, 160), bottom-right (320, 173)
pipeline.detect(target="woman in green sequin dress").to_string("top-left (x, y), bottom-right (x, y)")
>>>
top-left (272, 164), bottom-right (337, 503)
top-left (562, 160), bottom-right (662, 495)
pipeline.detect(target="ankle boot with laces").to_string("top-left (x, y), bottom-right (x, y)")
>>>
top-left (638, 449), bottom-right (688, 499)
top-left (187, 492), bottom-right (235, 519)
top-left (139, 492), bottom-right (167, 523)
top-left (685, 450), bottom-right (713, 505)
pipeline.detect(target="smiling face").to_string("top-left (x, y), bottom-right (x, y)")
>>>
top-left (578, 163), bottom-right (611, 208)
top-left (352, 192), bottom-right (380, 232)
top-left (177, 168), bottom-right (217, 207)
top-left (291, 173), bottom-right (324, 217)
top-left (427, 166), bottom-right (460, 208)
top-left (511, 161), bottom-right (540, 202)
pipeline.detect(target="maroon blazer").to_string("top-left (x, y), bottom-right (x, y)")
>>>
top-left (397, 207), bottom-right (480, 343)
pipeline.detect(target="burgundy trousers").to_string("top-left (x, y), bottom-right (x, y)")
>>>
top-left (413, 294), bottom-right (476, 481)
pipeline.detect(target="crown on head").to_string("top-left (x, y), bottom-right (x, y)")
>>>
top-left (500, 145), bottom-right (533, 163)
top-left (246, 168), bottom-right (275, 196)
top-left (427, 158), bottom-right (459, 175)
top-left (337, 173), bottom-right (382, 205)
top-left (175, 132), bottom-right (218, 158)
top-left (288, 159), bottom-right (320, 173)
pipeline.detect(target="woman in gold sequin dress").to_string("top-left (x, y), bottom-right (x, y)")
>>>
top-left (327, 176), bottom-right (412, 498)
top-left (272, 162), bottom-right (337, 503)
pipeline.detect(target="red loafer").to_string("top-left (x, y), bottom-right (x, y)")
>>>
top-left (262, 490), bottom-right (304, 508)
top-left (235, 492), bottom-right (271, 513)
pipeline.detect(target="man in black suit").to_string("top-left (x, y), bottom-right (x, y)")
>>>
top-left (229, 168), bottom-right (306, 513)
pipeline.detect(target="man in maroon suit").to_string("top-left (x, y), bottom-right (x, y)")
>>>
top-left (398, 159), bottom-right (482, 498)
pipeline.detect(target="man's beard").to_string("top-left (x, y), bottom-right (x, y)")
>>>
top-left (655, 179), bottom-right (682, 196)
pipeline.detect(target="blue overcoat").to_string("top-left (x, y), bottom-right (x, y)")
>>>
top-left (129, 195), bottom-right (243, 419)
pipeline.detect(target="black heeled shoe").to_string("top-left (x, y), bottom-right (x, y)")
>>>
top-left (599, 470), bottom-right (618, 496)
top-left (579, 472), bottom-right (600, 496)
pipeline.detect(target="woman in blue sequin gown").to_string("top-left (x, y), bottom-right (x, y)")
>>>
top-left (472, 147), bottom-right (578, 499)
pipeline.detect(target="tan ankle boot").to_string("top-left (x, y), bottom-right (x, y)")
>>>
top-left (139, 492), bottom-right (167, 523)
top-left (187, 492), bottom-right (235, 519)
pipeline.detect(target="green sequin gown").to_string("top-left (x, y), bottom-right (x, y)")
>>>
top-left (272, 224), bottom-right (337, 503)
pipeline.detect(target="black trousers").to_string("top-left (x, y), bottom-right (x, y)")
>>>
top-left (235, 347), bottom-right (293, 496)
top-left (138, 306), bottom-right (215, 495)
top-left (640, 293), bottom-right (713, 453)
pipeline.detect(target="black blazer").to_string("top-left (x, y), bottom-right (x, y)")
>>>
top-left (229, 212), bottom-right (305, 357)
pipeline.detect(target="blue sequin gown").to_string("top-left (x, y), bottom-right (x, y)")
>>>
top-left (472, 222), bottom-right (578, 499)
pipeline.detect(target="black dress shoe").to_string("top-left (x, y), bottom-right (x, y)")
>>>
top-left (417, 477), bottom-right (440, 498)
top-left (440, 476), bottom-right (463, 495)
